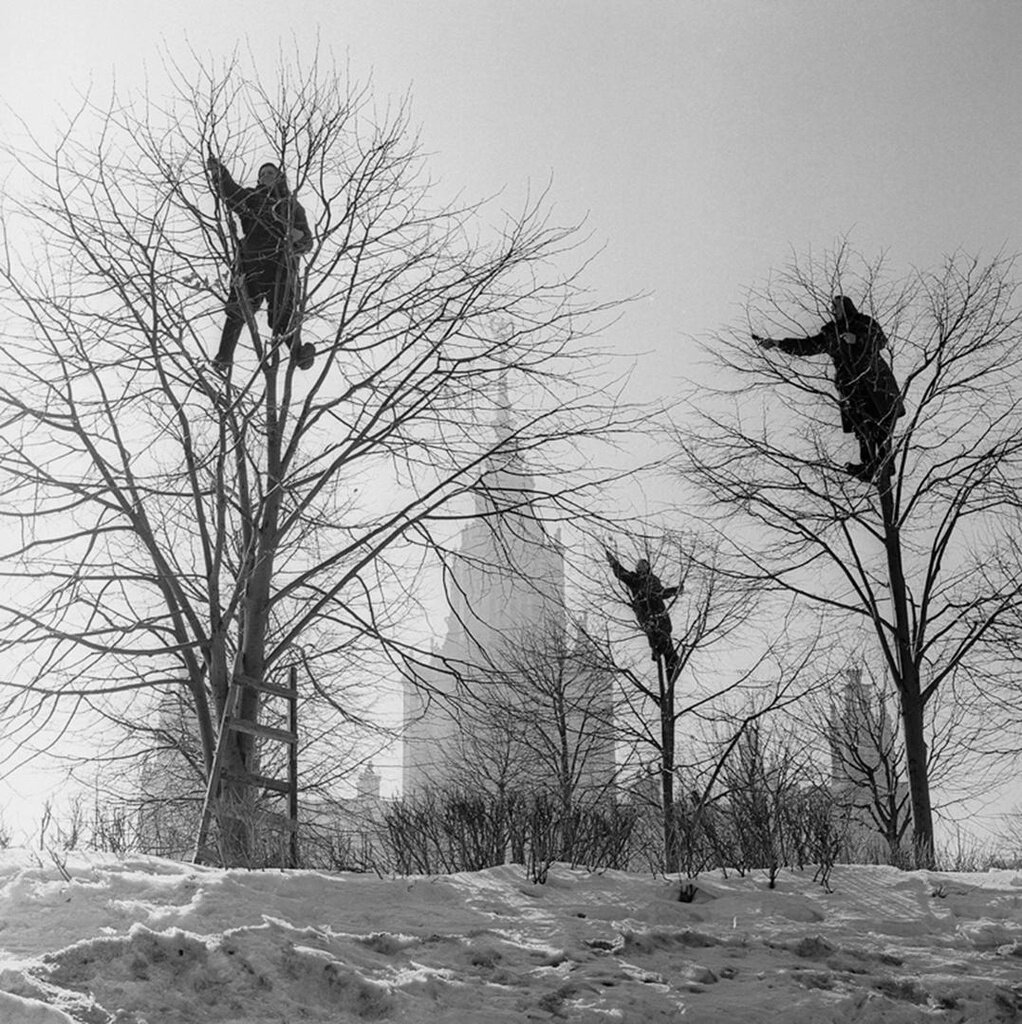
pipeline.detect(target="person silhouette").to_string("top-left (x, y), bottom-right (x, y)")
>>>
top-left (753, 295), bottom-right (904, 481)
top-left (207, 156), bottom-right (315, 371)
top-left (605, 550), bottom-right (680, 675)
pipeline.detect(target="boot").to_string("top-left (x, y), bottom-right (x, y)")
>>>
top-left (295, 342), bottom-right (316, 370)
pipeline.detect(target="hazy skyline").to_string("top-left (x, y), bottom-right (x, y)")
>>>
top-left (2, 2), bottom-right (1020, 835)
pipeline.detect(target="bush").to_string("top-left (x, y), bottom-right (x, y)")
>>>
top-left (380, 787), bottom-right (639, 879)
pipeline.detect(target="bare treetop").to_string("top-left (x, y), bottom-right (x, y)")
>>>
top-left (677, 243), bottom-right (1022, 863)
top-left (0, 52), bottom-right (650, 863)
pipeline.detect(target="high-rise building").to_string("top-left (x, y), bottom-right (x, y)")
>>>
top-left (402, 401), bottom-right (614, 798)
top-left (830, 665), bottom-right (910, 857)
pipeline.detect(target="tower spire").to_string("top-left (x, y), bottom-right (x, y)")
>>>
top-left (495, 370), bottom-right (512, 445)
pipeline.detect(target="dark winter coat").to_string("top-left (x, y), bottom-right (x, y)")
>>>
top-left (772, 300), bottom-right (905, 434)
top-left (210, 161), bottom-right (313, 261)
top-left (607, 556), bottom-right (678, 634)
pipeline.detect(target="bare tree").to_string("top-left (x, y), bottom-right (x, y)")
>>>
top-left (677, 245), bottom-right (1022, 864)
top-left (994, 804), bottom-right (1022, 866)
top-left (453, 620), bottom-right (619, 830)
top-left (707, 719), bottom-right (851, 889)
top-left (819, 666), bottom-right (912, 863)
top-left (819, 660), bottom-right (990, 865)
top-left (598, 532), bottom-right (808, 872)
top-left (0, 52), bottom-right (639, 862)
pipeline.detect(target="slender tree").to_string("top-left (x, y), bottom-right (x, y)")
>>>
top-left (454, 620), bottom-right (619, 818)
top-left (0, 52), bottom-right (638, 862)
top-left (677, 245), bottom-right (1022, 864)
top-left (598, 532), bottom-right (806, 872)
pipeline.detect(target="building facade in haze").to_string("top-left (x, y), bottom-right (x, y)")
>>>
top-left (830, 665), bottom-right (910, 858)
top-left (402, 402), bottom-right (614, 800)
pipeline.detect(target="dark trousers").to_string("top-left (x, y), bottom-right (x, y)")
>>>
top-left (852, 412), bottom-right (899, 473)
top-left (216, 257), bottom-right (301, 364)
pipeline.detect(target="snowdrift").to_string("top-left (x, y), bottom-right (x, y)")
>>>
top-left (0, 850), bottom-right (1020, 1022)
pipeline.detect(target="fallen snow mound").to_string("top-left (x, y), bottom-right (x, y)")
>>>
top-left (1, 851), bottom-right (1021, 1022)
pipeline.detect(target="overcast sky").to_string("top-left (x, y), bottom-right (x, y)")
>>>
top-left (5, 2), bottom-right (1021, 397)
top-left (2, 1), bottom-right (1020, 832)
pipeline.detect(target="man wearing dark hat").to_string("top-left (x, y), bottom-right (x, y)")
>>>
top-left (605, 550), bottom-right (680, 675)
top-left (753, 295), bottom-right (905, 481)
top-left (207, 155), bottom-right (315, 371)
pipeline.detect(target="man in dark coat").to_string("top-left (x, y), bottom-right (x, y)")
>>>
top-left (753, 295), bottom-right (905, 481)
top-left (605, 551), bottom-right (680, 675)
top-left (207, 156), bottom-right (315, 371)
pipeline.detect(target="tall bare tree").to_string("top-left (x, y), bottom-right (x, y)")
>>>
top-left (598, 532), bottom-right (807, 872)
top-left (0, 53), bottom-right (639, 862)
top-left (677, 245), bottom-right (1022, 864)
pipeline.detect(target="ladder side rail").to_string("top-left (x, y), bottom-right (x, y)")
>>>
top-left (287, 664), bottom-right (299, 867)
top-left (192, 680), bottom-right (244, 863)
top-left (194, 668), bottom-right (301, 866)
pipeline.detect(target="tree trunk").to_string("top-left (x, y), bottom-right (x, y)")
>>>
top-left (658, 656), bottom-right (679, 873)
top-left (898, 691), bottom-right (933, 866)
top-left (217, 360), bottom-right (286, 866)
top-left (558, 743), bottom-right (574, 859)
top-left (878, 473), bottom-right (934, 866)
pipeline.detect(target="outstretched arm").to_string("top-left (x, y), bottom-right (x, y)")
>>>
top-left (753, 326), bottom-right (833, 357)
top-left (206, 154), bottom-right (250, 210)
top-left (605, 549), bottom-right (624, 579)
top-left (605, 550), bottom-right (638, 589)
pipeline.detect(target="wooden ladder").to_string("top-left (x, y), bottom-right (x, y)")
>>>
top-left (193, 666), bottom-right (299, 866)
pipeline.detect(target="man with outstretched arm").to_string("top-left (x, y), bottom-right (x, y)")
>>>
top-left (605, 550), bottom-right (680, 674)
top-left (753, 295), bottom-right (905, 482)
top-left (207, 155), bottom-right (315, 371)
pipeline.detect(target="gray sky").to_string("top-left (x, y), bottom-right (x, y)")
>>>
top-left (2, 1), bottom-right (1020, 833)
top-left (5, 1), bottom-right (1021, 398)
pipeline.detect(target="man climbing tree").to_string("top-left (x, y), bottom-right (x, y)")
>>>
top-left (752, 294), bottom-right (904, 481)
top-left (605, 550), bottom-right (681, 679)
top-left (678, 250), bottom-right (1022, 865)
top-left (207, 155), bottom-right (316, 371)
top-left (0, 52), bottom-right (643, 867)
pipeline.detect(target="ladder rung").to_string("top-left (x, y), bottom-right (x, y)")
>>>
top-left (219, 807), bottom-right (298, 831)
top-left (227, 717), bottom-right (298, 745)
top-left (222, 767), bottom-right (293, 795)
top-left (235, 675), bottom-right (298, 700)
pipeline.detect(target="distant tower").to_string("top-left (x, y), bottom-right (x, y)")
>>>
top-left (136, 689), bottom-right (208, 858)
top-left (831, 666), bottom-right (901, 786)
top-left (402, 392), bottom-right (611, 797)
top-left (356, 761), bottom-right (381, 801)
top-left (831, 667), bottom-right (875, 788)
top-left (830, 665), bottom-right (909, 857)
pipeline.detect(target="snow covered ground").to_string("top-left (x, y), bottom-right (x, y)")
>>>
top-left (0, 850), bottom-right (1020, 1023)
